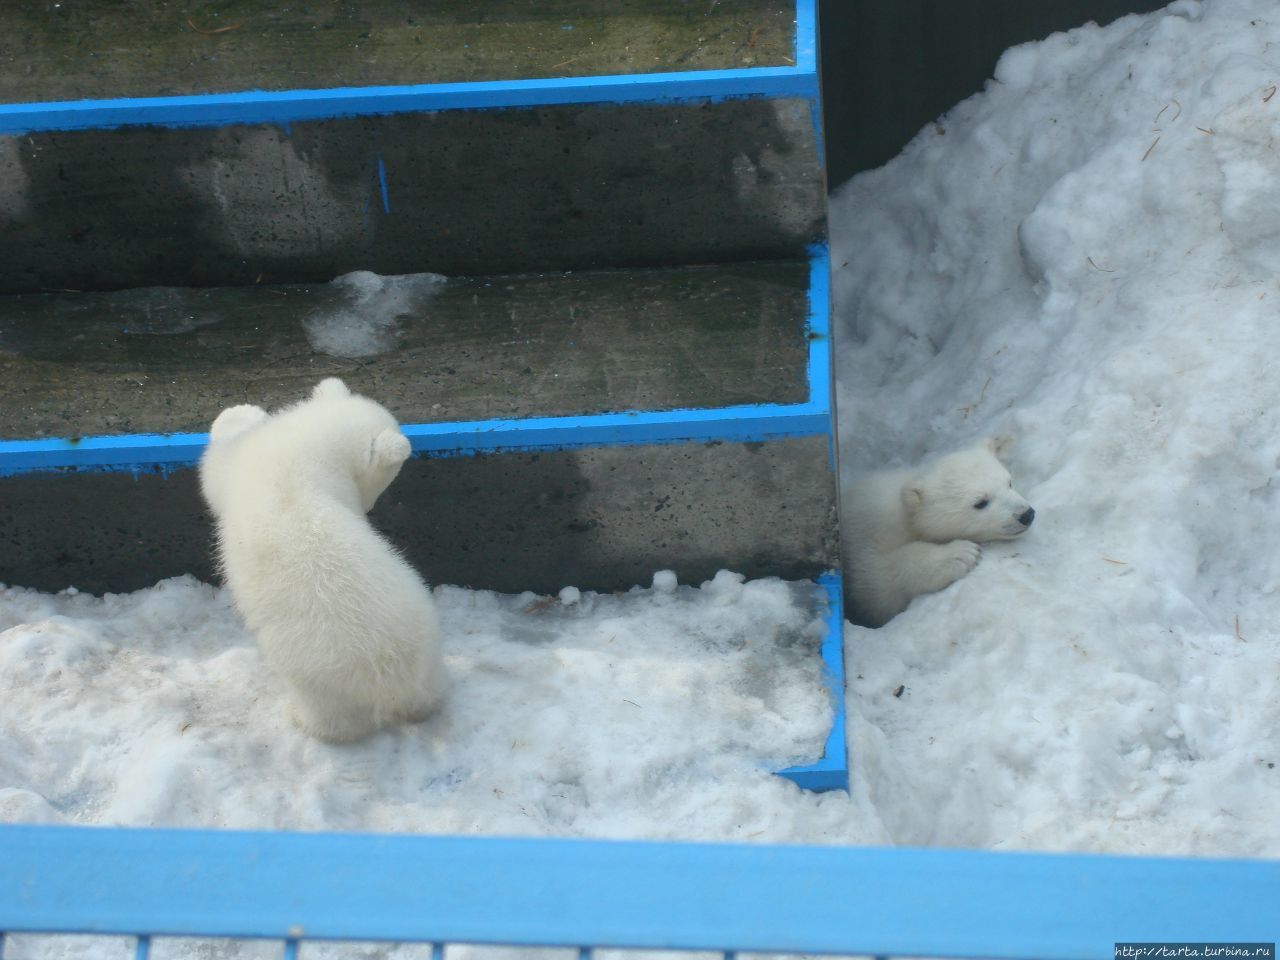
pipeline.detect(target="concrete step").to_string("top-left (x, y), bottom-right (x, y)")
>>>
top-left (1, 260), bottom-right (810, 441)
top-left (0, 96), bottom-right (823, 292)
top-left (0, 254), bottom-right (835, 596)
top-left (0, 434), bottom-right (838, 594)
top-left (2, 1), bottom-right (796, 102)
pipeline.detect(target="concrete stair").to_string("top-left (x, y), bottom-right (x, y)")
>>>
top-left (0, 0), bottom-right (844, 790)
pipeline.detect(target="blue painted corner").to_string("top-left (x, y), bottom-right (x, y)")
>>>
top-left (777, 572), bottom-right (848, 792)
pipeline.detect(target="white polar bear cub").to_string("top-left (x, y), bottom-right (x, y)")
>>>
top-left (200, 377), bottom-right (447, 742)
top-left (844, 439), bottom-right (1035, 627)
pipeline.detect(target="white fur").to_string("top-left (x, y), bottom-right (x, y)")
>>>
top-left (199, 378), bottom-right (446, 742)
top-left (844, 439), bottom-right (1035, 627)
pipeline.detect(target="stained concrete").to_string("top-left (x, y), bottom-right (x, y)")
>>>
top-left (0, 436), bottom-right (838, 595)
top-left (0, 98), bottom-right (823, 293)
top-left (2, 1), bottom-right (794, 102)
top-left (0, 260), bottom-right (810, 439)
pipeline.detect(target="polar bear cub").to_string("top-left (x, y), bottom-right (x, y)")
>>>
top-left (200, 377), bottom-right (446, 742)
top-left (844, 439), bottom-right (1035, 627)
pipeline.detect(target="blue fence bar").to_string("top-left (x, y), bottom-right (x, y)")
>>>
top-left (2, 826), bottom-right (1277, 958)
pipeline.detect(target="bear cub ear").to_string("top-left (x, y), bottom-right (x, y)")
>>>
top-left (901, 484), bottom-right (925, 509)
top-left (312, 377), bottom-right (352, 401)
top-left (371, 427), bottom-right (411, 468)
top-left (983, 435), bottom-right (1015, 458)
top-left (209, 404), bottom-right (268, 444)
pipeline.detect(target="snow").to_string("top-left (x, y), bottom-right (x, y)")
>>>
top-left (0, 575), bottom-right (869, 845)
top-left (302, 270), bottom-right (446, 359)
top-left (2, 0), bottom-right (1279, 930)
top-left (832, 0), bottom-right (1280, 854)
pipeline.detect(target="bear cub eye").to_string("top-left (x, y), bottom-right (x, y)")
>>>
top-left (973, 497), bottom-right (990, 510)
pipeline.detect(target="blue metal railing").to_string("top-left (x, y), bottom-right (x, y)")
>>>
top-left (2, 826), bottom-right (1277, 958)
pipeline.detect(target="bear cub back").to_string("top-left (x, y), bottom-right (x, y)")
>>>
top-left (200, 377), bottom-right (447, 742)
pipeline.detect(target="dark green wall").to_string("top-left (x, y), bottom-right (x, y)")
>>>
top-left (819, 0), bottom-right (1171, 185)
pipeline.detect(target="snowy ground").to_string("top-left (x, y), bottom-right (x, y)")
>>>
top-left (0, 573), bottom-right (872, 845)
top-left (3, 0), bottom-right (1279, 931)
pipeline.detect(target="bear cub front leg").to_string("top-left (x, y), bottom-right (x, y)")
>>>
top-left (890, 540), bottom-right (982, 598)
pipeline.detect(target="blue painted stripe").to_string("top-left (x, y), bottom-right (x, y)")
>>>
top-left (401, 403), bottom-right (830, 456)
top-left (376, 157), bottom-right (391, 214)
top-left (0, 67), bottom-right (819, 135)
top-left (797, 0), bottom-right (826, 168)
top-left (804, 244), bottom-right (832, 407)
top-left (0, 402), bottom-right (831, 476)
top-left (777, 572), bottom-right (848, 792)
top-left (2, 825), bottom-right (1277, 956)
top-left (794, 0), bottom-right (819, 73)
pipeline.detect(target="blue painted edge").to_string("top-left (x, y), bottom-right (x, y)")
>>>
top-left (0, 402), bottom-right (831, 477)
top-left (794, 0), bottom-right (819, 73)
top-left (776, 572), bottom-right (848, 792)
top-left (0, 66), bottom-right (819, 135)
top-left (2, 824), bottom-right (1278, 957)
top-left (796, 0), bottom-right (826, 171)
top-left (376, 157), bottom-right (391, 215)
top-left (804, 243), bottom-right (831, 404)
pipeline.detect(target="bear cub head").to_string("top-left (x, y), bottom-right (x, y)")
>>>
top-left (904, 438), bottom-right (1035, 544)
top-left (308, 377), bottom-right (412, 512)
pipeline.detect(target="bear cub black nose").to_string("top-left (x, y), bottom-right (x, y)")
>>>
top-left (1018, 507), bottom-right (1036, 527)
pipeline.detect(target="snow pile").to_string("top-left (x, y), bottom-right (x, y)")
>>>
top-left (302, 270), bottom-right (446, 359)
top-left (0, 573), bottom-right (874, 844)
top-left (833, 0), bottom-right (1280, 854)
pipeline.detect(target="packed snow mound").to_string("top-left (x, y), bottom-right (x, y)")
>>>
top-left (833, 0), bottom-right (1280, 854)
top-left (0, 574), bottom-right (877, 844)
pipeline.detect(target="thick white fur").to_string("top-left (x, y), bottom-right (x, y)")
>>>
top-left (844, 439), bottom-right (1035, 627)
top-left (200, 378), bottom-right (446, 741)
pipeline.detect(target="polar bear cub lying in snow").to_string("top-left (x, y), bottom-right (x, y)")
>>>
top-left (200, 378), bottom-right (446, 742)
top-left (845, 439), bottom-right (1035, 627)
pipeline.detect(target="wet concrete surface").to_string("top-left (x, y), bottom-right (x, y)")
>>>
top-left (0, 259), bottom-right (810, 439)
top-left (2, 1), bottom-right (795, 102)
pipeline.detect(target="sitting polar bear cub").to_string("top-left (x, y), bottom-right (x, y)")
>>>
top-left (845, 439), bottom-right (1035, 627)
top-left (200, 377), bottom-right (447, 742)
